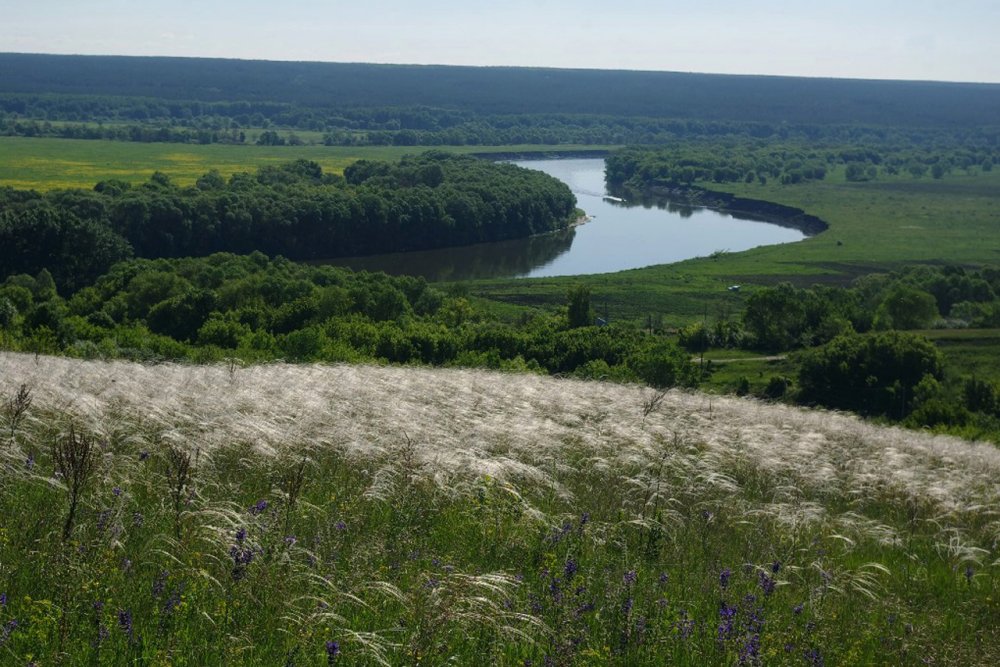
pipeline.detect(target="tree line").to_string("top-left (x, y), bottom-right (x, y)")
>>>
top-left (606, 143), bottom-right (998, 190)
top-left (0, 154), bottom-right (577, 292)
top-left (0, 254), bottom-right (697, 391)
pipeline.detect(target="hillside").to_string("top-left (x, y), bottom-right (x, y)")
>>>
top-left (3, 53), bottom-right (1000, 127)
top-left (1, 353), bottom-right (997, 663)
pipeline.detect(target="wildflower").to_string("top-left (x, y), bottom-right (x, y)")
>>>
top-left (578, 512), bottom-right (590, 529)
top-left (235, 527), bottom-right (247, 544)
top-left (771, 560), bottom-right (782, 574)
top-left (285, 535), bottom-right (297, 546)
top-left (621, 597), bottom-right (633, 615)
top-left (717, 602), bottom-right (737, 642)
top-left (139, 451), bottom-right (150, 461)
top-left (623, 570), bottom-right (638, 586)
top-left (249, 499), bottom-right (268, 515)
top-left (325, 640), bottom-right (340, 664)
top-left (132, 512), bottom-right (144, 527)
top-left (152, 570), bottom-right (169, 598)
top-left (738, 633), bottom-right (760, 665)
top-left (96, 510), bottom-right (112, 532)
top-left (0, 593), bottom-right (6, 607)
top-left (0, 619), bottom-right (17, 647)
top-left (163, 582), bottom-right (184, 615)
top-left (758, 571), bottom-right (776, 596)
top-left (92, 600), bottom-right (103, 612)
top-left (720, 568), bottom-right (731, 589)
top-left (793, 603), bottom-right (804, 615)
top-left (964, 564), bottom-right (974, 583)
top-left (25, 453), bottom-right (34, 470)
top-left (121, 558), bottom-right (132, 573)
top-left (117, 609), bottom-right (133, 640)
top-left (804, 647), bottom-right (824, 667)
top-left (112, 486), bottom-right (122, 497)
top-left (658, 572), bottom-right (669, 586)
top-left (564, 558), bottom-right (578, 581)
top-left (334, 520), bottom-right (347, 531)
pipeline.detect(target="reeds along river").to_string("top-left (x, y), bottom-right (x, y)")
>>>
top-left (328, 158), bottom-right (807, 281)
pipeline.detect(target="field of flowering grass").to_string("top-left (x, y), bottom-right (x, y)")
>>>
top-left (1, 352), bottom-right (998, 665)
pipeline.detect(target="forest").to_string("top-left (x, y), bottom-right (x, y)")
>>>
top-left (0, 153), bottom-right (577, 291)
top-left (3, 53), bottom-right (1000, 150)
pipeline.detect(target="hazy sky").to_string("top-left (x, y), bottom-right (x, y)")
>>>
top-left (2, 0), bottom-right (998, 83)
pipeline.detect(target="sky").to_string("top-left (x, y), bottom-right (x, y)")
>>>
top-left (1, 0), bottom-right (998, 84)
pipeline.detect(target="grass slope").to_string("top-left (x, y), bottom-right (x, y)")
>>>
top-left (1, 353), bottom-right (997, 664)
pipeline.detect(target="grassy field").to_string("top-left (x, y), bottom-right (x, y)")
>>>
top-left (0, 136), bottom-right (618, 191)
top-left (0, 353), bottom-right (997, 664)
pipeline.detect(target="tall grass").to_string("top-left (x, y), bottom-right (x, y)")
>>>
top-left (0, 352), bottom-right (997, 664)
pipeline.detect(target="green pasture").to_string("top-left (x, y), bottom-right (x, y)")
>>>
top-left (0, 136), bottom-right (617, 191)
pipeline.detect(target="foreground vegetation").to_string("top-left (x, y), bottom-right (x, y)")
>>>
top-left (1, 355), bottom-right (998, 665)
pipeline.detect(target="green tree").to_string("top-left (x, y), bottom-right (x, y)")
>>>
top-left (798, 331), bottom-right (944, 418)
top-left (566, 284), bottom-right (593, 329)
top-left (875, 285), bottom-right (939, 330)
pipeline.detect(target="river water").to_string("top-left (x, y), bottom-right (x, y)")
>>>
top-left (326, 158), bottom-right (806, 281)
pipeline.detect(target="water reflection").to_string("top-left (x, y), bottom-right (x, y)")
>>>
top-left (326, 225), bottom-right (576, 281)
top-left (324, 159), bottom-right (808, 281)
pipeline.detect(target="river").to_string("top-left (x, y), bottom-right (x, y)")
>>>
top-left (325, 158), bottom-right (807, 281)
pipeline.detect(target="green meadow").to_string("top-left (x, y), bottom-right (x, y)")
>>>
top-left (0, 137), bottom-right (617, 191)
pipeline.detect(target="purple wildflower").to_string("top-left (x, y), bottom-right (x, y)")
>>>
top-left (720, 568), bottom-right (732, 589)
top-left (117, 609), bottom-right (133, 641)
top-left (793, 603), bottom-right (804, 615)
top-left (152, 570), bottom-right (168, 598)
top-left (25, 453), bottom-right (34, 470)
top-left (163, 582), bottom-right (184, 615)
top-left (235, 527), bottom-right (247, 544)
top-left (96, 510), bottom-right (112, 533)
top-left (0, 619), bottom-right (17, 647)
top-left (623, 570), bottom-right (638, 586)
top-left (139, 450), bottom-right (150, 461)
top-left (0, 592), bottom-right (7, 607)
top-left (112, 486), bottom-right (122, 497)
top-left (132, 512), bottom-right (144, 527)
top-left (964, 564), bottom-right (975, 583)
top-left (564, 558), bottom-right (578, 581)
top-left (658, 572), bottom-right (669, 586)
top-left (335, 520), bottom-right (347, 531)
top-left (325, 640), bottom-right (340, 664)
top-left (578, 512), bottom-right (590, 529)
top-left (738, 633), bottom-right (760, 665)
top-left (284, 535), bottom-right (297, 546)
top-left (758, 571), bottom-right (776, 596)
top-left (804, 647), bottom-right (825, 667)
top-left (249, 499), bottom-right (268, 515)
top-left (771, 560), bottom-right (782, 574)
top-left (622, 597), bottom-right (634, 615)
top-left (121, 558), bottom-right (132, 573)
top-left (717, 602), bottom-right (737, 643)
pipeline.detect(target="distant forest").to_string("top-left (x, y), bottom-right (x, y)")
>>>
top-left (2, 54), bottom-right (1000, 147)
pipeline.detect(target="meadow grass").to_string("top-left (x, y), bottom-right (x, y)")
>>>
top-left (1, 352), bottom-right (997, 664)
top-left (0, 137), bottom-right (618, 191)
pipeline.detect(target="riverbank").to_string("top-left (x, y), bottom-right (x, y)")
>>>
top-left (616, 181), bottom-right (829, 236)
